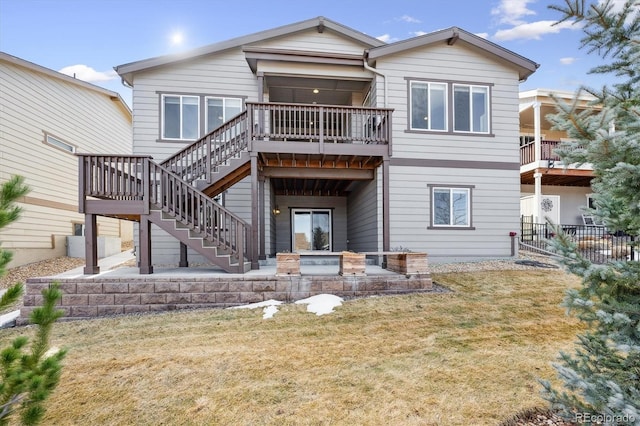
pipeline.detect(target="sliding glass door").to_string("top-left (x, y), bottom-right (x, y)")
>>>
top-left (292, 209), bottom-right (332, 252)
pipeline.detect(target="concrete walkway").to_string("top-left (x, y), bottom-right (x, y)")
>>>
top-left (50, 251), bottom-right (397, 279)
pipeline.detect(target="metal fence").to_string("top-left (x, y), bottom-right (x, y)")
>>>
top-left (520, 216), bottom-right (637, 264)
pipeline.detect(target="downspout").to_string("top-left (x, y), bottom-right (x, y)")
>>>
top-left (363, 54), bottom-right (387, 108)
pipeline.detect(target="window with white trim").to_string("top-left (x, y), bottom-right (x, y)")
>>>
top-left (162, 94), bottom-right (199, 140)
top-left (431, 186), bottom-right (472, 228)
top-left (453, 84), bottom-right (489, 133)
top-left (43, 133), bottom-right (76, 154)
top-left (410, 81), bottom-right (447, 131)
top-left (408, 80), bottom-right (491, 134)
top-left (205, 97), bottom-right (242, 133)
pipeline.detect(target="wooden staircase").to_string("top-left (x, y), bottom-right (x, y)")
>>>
top-left (78, 112), bottom-right (254, 273)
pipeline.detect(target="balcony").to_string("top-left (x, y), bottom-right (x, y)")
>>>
top-left (520, 139), bottom-right (561, 166)
top-left (519, 139), bottom-right (594, 186)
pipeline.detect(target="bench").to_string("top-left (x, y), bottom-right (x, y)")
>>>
top-left (275, 251), bottom-right (429, 276)
top-left (275, 252), bottom-right (366, 276)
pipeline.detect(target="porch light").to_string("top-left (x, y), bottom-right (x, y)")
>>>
top-left (313, 89), bottom-right (319, 94)
top-left (273, 206), bottom-right (281, 215)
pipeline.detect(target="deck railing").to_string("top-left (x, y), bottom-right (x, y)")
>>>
top-left (78, 154), bottom-right (150, 206)
top-left (520, 140), bottom-right (562, 165)
top-left (248, 102), bottom-right (392, 145)
top-left (159, 102), bottom-right (392, 187)
top-left (78, 154), bottom-right (250, 266)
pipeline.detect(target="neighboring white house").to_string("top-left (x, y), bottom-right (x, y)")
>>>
top-left (79, 16), bottom-right (538, 273)
top-left (0, 52), bottom-right (134, 268)
top-left (519, 88), bottom-right (598, 225)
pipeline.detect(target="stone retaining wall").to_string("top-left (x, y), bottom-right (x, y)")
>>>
top-left (21, 273), bottom-right (432, 321)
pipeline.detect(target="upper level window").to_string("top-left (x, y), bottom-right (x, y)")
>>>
top-left (43, 132), bottom-right (76, 154)
top-left (407, 80), bottom-right (491, 135)
top-left (162, 95), bottom-right (199, 140)
top-left (453, 84), bottom-right (489, 133)
top-left (205, 97), bottom-right (243, 133)
top-left (410, 82), bottom-right (447, 131)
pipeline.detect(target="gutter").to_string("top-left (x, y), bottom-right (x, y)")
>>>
top-left (363, 54), bottom-right (387, 108)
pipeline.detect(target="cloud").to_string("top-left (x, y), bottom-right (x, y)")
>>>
top-left (493, 20), bottom-right (579, 41)
top-left (411, 31), bottom-right (427, 37)
top-left (376, 34), bottom-right (399, 43)
top-left (560, 57), bottom-right (577, 65)
top-left (58, 64), bottom-right (118, 83)
top-left (397, 15), bottom-right (421, 23)
top-left (475, 32), bottom-right (489, 39)
top-left (491, 0), bottom-right (536, 25)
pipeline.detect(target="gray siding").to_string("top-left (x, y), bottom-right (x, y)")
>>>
top-left (131, 50), bottom-right (258, 160)
top-left (253, 28), bottom-right (370, 55)
top-left (346, 172), bottom-right (381, 252)
top-left (389, 165), bottom-right (520, 262)
top-left (377, 42), bottom-right (520, 163)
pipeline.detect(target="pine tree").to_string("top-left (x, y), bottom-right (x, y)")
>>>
top-left (0, 176), bottom-right (66, 425)
top-left (540, 0), bottom-right (640, 423)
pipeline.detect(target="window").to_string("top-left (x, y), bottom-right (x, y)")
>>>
top-left (72, 223), bottom-right (85, 236)
top-left (205, 97), bottom-right (242, 133)
top-left (162, 95), bottom-right (199, 140)
top-left (453, 84), bottom-right (489, 133)
top-left (43, 133), bottom-right (76, 154)
top-left (410, 81), bottom-right (447, 131)
top-left (407, 80), bottom-right (491, 134)
top-left (429, 186), bottom-right (474, 228)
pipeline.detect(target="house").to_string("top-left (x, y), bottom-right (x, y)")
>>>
top-left (519, 89), bottom-right (598, 225)
top-left (0, 52), bottom-right (133, 268)
top-left (79, 16), bottom-right (538, 274)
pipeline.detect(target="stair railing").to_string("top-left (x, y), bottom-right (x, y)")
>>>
top-left (160, 110), bottom-right (250, 186)
top-left (149, 161), bottom-right (250, 266)
top-left (78, 154), bottom-right (250, 268)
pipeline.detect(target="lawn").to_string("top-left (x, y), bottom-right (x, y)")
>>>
top-left (1, 269), bottom-right (581, 425)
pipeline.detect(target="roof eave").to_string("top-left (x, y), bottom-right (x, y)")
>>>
top-left (367, 27), bottom-right (539, 81)
top-left (115, 16), bottom-right (385, 81)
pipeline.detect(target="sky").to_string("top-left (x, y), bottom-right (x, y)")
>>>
top-left (0, 0), bottom-right (629, 108)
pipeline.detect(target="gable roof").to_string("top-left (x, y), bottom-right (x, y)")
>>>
top-left (115, 16), bottom-right (385, 85)
top-left (0, 51), bottom-right (132, 117)
top-left (367, 27), bottom-right (539, 81)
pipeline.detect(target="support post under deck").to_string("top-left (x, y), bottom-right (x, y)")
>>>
top-left (139, 216), bottom-right (153, 274)
top-left (83, 213), bottom-right (100, 274)
top-left (179, 242), bottom-right (189, 267)
top-left (250, 152), bottom-right (260, 269)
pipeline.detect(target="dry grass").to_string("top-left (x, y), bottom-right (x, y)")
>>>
top-left (0, 270), bottom-right (582, 425)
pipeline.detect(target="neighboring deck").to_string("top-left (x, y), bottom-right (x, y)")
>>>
top-left (519, 139), bottom-right (594, 186)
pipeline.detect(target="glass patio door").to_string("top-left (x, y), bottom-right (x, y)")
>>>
top-left (292, 209), bottom-right (331, 252)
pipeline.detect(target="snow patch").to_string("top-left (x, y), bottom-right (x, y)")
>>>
top-left (295, 294), bottom-right (343, 316)
top-left (231, 299), bottom-right (283, 319)
top-left (229, 294), bottom-right (344, 319)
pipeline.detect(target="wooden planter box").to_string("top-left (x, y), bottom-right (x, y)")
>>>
top-left (276, 253), bottom-right (300, 276)
top-left (339, 252), bottom-right (366, 276)
top-left (386, 252), bottom-right (429, 275)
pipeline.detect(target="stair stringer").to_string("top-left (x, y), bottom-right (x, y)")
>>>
top-left (196, 150), bottom-right (251, 197)
top-left (146, 209), bottom-right (249, 273)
